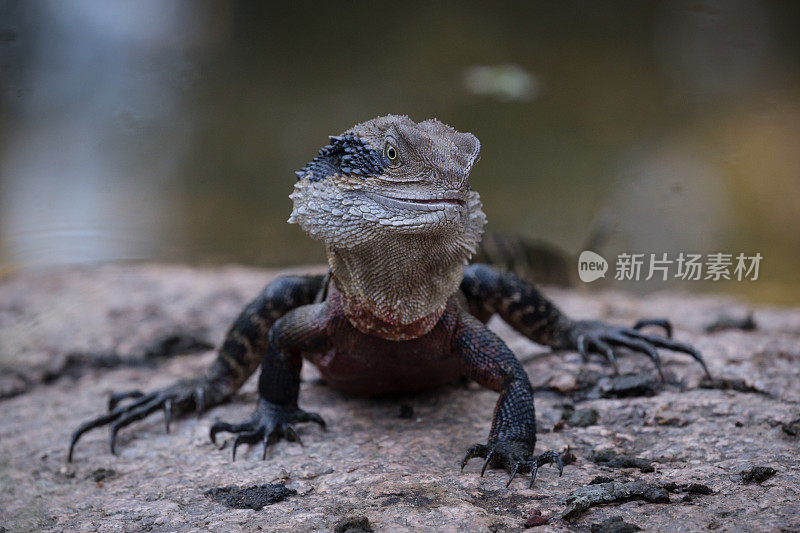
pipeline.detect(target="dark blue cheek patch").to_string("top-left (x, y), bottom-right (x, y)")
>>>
top-left (296, 134), bottom-right (387, 182)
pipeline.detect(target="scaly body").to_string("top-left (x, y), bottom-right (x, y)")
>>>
top-left (69, 115), bottom-right (709, 486)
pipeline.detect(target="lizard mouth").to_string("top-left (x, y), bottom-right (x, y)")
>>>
top-left (365, 191), bottom-right (466, 211)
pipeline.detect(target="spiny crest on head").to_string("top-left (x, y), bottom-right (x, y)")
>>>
top-left (295, 134), bottom-right (386, 182)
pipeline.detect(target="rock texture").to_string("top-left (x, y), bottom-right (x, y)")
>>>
top-left (1, 264), bottom-right (799, 532)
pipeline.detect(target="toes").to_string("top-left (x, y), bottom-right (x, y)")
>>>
top-left (261, 433), bottom-right (271, 460)
top-left (609, 333), bottom-right (665, 381)
top-left (209, 404), bottom-right (325, 462)
top-left (633, 318), bottom-right (673, 338)
top-left (460, 450), bottom-right (472, 471)
top-left (69, 392), bottom-right (159, 462)
top-left (163, 399), bottom-right (172, 433)
top-left (284, 424), bottom-right (303, 446)
top-left (676, 344), bottom-right (711, 379)
top-left (69, 380), bottom-right (217, 461)
top-left (108, 397), bottom-right (164, 455)
top-left (529, 463), bottom-right (540, 488)
top-left (591, 338), bottom-right (619, 374)
top-left (232, 431), bottom-right (263, 461)
top-left (579, 334), bottom-right (620, 374)
top-left (461, 443), bottom-right (488, 471)
top-left (527, 450), bottom-right (563, 487)
top-left (461, 445), bottom-right (563, 487)
top-left (505, 463), bottom-right (520, 487)
top-left (629, 333), bottom-right (712, 379)
top-left (534, 450), bottom-right (564, 476)
top-left (575, 319), bottom-right (705, 380)
top-left (576, 334), bottom-right (590, 363)
top-left (297, 410), bottom-right (326, 430)
top-left (108, 390), bottom-right (145, 411)
top-left (70, 412), bottom-right (121, 462)
top-left (480, 450), bottom-right (495, 476)
top-left (209, 420), bottom-right (253, 445)
top-left (194, 387), bottom-right (205, 416)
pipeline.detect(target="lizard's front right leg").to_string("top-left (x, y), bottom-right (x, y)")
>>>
top-left (455, 311), bottom-right (563, 487)
top-left (67, 274), bottom-right (326, 462)
top-left (209, 303), bottom-right (329, 460)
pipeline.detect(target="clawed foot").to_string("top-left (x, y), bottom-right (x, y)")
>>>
top-left (571, 318), bottom-right (710, 381)
top-left (209, 399), bottom-right (326, 460)
top-left (68, 378), bottom-right (215, 462)
top-left (461, 441), bottom-right (563, 488)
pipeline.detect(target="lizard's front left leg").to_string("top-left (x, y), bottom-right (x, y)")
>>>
top-left (209, 303), bottom-right (328, 460)
top-left (455, 312), bottom-right (563, 487)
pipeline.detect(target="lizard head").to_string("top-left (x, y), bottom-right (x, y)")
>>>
top-left (289, 115), bottom-right (486, 249)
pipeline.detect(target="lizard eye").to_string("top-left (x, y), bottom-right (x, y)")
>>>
top-left (384, 143), bottom-right (400, 166)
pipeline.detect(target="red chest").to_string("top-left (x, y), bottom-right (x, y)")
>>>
top-left (303, 292), bottom-right (464, 395)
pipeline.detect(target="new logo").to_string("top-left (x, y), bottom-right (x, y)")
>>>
top-left (578, 251), bottom-right (608, 282)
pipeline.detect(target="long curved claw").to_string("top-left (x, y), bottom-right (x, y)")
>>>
top-left (536, 450), bottom-right (563, 476)
top-left (194, 387), bottom-right (205, 417)
top-left (529, 450), bottom-right (563, 488)
top-left (298, 410), bottom-right (327, 430)
top-left (480, 450), bottom-right (495, 477)
top-left (232, 431), bottom-right (263, 461)
top-left (163, 399), bottom-right (172, 433)
top-left (210, 420), bottom-right (254, 445)
top-left (108, 390), bottom-right (145, 411)
top-left (623, 330), bottom-right (711, 380)
top-left (576, 335), bottom-right (590, 363)
top-left (461, 443), bottom-right (487, 471)
top-left (592, 339), bottom-right (619, 375)
top-left (506, 463), bottom-right (520, 487)
top-left (592, 338), bottom-right (619, 374)
top-left (608, 333), bottom-right (665, 381)
top-left (633, 318), bottom-right (672, 339)
top-left (461, 448), bottom-right (475, 472)
top-left (577, 334), bottom-right (620, 374)
top-left (108, 397), bottom-right (165, 455)
top-left (70, 412), bottom-right (122, 463)
top-left (529, 463), bottom-right (539, 488)
top-left (261, 430), bottom-right (283, 460)
top-left (284, 424), bottom-right (302, 446)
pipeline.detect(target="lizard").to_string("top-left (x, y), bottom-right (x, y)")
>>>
top-left (68, 115), bottom-right (710, 487)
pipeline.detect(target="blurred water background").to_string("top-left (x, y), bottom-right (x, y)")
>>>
top-left (0, 1), bottom-right (798, 303)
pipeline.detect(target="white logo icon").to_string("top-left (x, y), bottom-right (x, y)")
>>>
top-left (578, 251), bottom-right (608, 282)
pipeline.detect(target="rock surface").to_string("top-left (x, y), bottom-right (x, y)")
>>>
top-left (1, 264), bottom-right (799, 531)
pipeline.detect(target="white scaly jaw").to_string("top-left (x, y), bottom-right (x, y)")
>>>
top-left (289, 178), bottom-right (483, 245)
